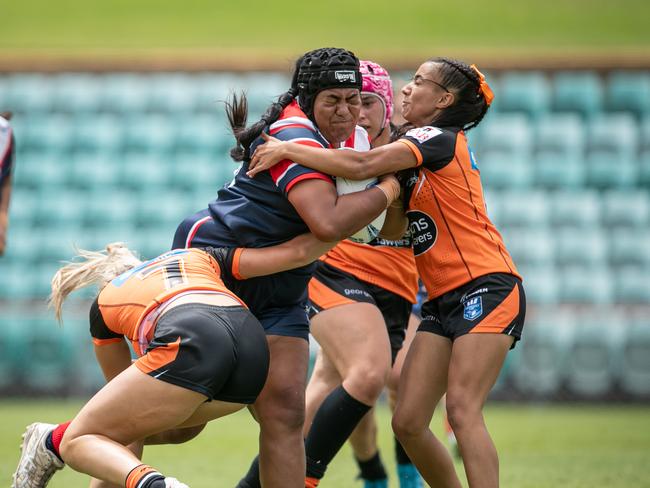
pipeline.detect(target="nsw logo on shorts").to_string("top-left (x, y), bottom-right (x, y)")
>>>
top-left (463, 296), bottom-right (483, 321)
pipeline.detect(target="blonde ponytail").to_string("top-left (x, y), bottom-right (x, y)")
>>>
top-left (49, 242), bottom-right (142, 323)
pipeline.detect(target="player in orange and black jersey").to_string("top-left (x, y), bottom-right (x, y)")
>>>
top-left (248, 57), bottom-right (526, 488)
top-left (12, 234), bottom-right (335, 488)
top-left (0, 112), bottom-right (15, 256)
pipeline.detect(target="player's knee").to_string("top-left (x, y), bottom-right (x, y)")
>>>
top-left (346, 364), bottom-right (389, 403)
top-left (391, 409), bottom-right (423, 441)
top-left (445, 391), bottom-right (480, 433)
top-left (257, 388), bottom-right (305, 431)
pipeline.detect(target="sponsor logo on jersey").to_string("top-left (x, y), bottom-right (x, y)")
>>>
top-left (334, 70), bottom-right (357, 83)
top-left (407, 210), bottom-right (437, 256)
top-left (468, 148), bottom-right (479, 170)
top-left (463, 296), bottom-right (483, 321)
top-left (405, 126), bottom-right (442, 144)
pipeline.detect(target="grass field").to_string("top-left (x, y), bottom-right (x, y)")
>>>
top-left (2, 0), bottom-right (650, 69)
top-left (1, 400), bottom-right (648, 488)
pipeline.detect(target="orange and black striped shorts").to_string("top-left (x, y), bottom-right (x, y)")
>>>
top-left (419, 273), bottom-right (526, 348)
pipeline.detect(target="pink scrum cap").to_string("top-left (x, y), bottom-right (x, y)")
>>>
top-left (360, 60), bottom-right (394, 128)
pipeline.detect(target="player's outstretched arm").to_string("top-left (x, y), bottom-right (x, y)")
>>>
top-left (248, 132), bottom-right (418, 179)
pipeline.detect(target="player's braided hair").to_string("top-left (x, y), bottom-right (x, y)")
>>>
top-left (49, 243), bottom-right (141, 323)
top-left (428, 57), bottom-right (490, 131)
top-left (226, 47), bottom-right (361, 162)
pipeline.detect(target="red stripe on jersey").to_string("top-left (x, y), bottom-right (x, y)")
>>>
top-left (286, 172), bottom-right (334, 193)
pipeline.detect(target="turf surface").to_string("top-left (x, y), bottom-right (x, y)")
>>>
top-left (1, 400), bottom-right (648, 487)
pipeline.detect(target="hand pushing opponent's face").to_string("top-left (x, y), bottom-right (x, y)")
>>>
top-left (313, 88), bottom-right (362, 145)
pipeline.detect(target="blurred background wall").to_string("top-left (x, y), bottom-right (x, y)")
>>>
top-left (0, 0), bottom-right (649, 401)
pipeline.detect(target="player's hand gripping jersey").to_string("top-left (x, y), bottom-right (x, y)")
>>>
top-left (398, 126), bottom-right (521, 300)
top-left (91, 248), bottom-right (243, 355)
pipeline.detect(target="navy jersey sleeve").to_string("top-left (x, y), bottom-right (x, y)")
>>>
top-left (0, 118), bottom-right (14, 186)
top-left (399, 126), bottom-right (457, 172)
top-left (89, 296), bottom-right (122, 341)
top-left (252, 126), bottom-right (333, 195)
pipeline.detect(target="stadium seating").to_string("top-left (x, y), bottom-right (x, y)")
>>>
top-left (2, 69), bottom-right (650, 399)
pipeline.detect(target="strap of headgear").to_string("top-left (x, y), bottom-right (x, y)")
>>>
top-left (470, 64), bottom-right (494, 106)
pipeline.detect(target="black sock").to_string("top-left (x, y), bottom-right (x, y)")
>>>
top-left (236, 455), bottom-right (261, 488)
top-left (305, 385), bottom-right (372, 479)
top-left (45, 432), bottom-right (64, 462)
top-left (141, 478), bottom-right (166, 488)
top-left (394, 435), bottom-right (413, 465)
top-left (356, 451), bottom-right (387, 481)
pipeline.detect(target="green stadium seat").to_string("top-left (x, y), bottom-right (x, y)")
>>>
top-left (606, 71), bottom-right (650, 117)
top-left (476, 152), bottom-right (534, 189)
top-left (0, 315), bottom-right (28, 388)
top-left (17, 153), bottom-right (69, 190)
top-left (135, 190), bottom-right (189, 230)
top-left (585, 153), bottom-right (638, 189)
top-left (534, 114), bottom-right (585, 160)
top-left (494, 190), bottom-right (548, 228)
top-left (474, 113), bottom-right (533, 155)
top-left (501, 228), bottom-right (554, 267)
top-left (565, 317), bottom-right (624, 397)
top-left (601, 190), bottom-right (650, 228)
top-left (548, 190), bottom-right (601, 228)
top-left (614, 266), bottom-right (650, 303)
top-left (534, 154), bottom-right (586, 189)
top-left (172, 154), bottom-right (231, 192)
top-left (83, 189), bottom-right (136, 228)
top-left (559, 265), bottom-right (613, 303)
top-left (2, 226), bottom-right (41, 264)
top-left (620, 322), bottom-right (650, 396)
top-left (515, 265), bottom-right (559, 304)
top-left (510, 317), bottom-right (573, 396)
top-left (608, 229), bottom-right (650, 266)
top-left (555, 228), bottom-right (608, 266)
top-left (52, 73), bottom-right (103, 114)
top-left (552, 71), bottom-right (604, 118)
top-left (6, 187), bottom-right (39, 229)
top-left (640, 151), bottom-right (650, 187)
top-left (100, 73), bottom-right (151, 114)
top-left (34, 190), bottom-right (86, 229)
top-left (496, 72), bottom-right (551, 117)
top-left (0, 262), bottom-right (37, 299)
top-left (641, 116), bottom-right (650, 152)
top-left (36, 226), bottom-right (85, 264)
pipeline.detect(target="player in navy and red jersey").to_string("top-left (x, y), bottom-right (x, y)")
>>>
top-left (11, 234), bottom-right (338, 488)
top-left (0, 112), bottom-right (15, 256)
top-left (249, 57), bottom-right (526, 488)
top-left (172, 48), bottom-right (400, 488)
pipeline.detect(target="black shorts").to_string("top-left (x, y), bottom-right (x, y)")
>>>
top-left (135, 304), bottom-right (270, 403)
top-left (419, 273), bottom-right (526, 348)
top-left (173, 209), bottom-right (313, 341)
top-left (308, 262), bottom-right (413, 363)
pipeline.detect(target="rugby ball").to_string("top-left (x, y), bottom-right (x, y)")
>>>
top-left (335, 176), bottom-right (387, 244)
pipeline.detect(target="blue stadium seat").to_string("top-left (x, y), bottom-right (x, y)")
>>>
top-left (6, 187), bottom-right (39, 229)
top-left (608, 229), bottom-right (650, 266)
top-left (2, 226), bottom-right (41, 265)
top-left (606, 71), bottom-right (650, 117)
top-left (21, 115), bottom-right (75, 155)
top-left (175, 113), bottom-right (230, 155)
top-left (586, 113), bottom-right (638, 161)
top-left (0, 315), bottom-right (28, 388)
top-left (100, 73), bottom-right (151, 114)
top-left (601, 190), bottom-right (650, 228)
top-left (17, 153), bottom-right (69, 190)
top-left (121, 151), bottom-right (172, 191)
top-left (148, 73), bottom-right (198, 114)
top-left (565, 317), bottom-right (624, 397)
top-left (500, 227), bottom-right (554, 267)
top-left (83, 189), bottom-right (136, 229)
top-left (559, 265), bottom-right (613, 303)
top-left (477, 152), bottom-right (534, 189)
top-left (515, 265), bottom-right (559, 304)
top-left (33, 190), bottom-right (86, 229)
top-left (548, 190), bottom-right (601, 228)
top-left (52, 73), bottom-right (103, 114)
top-left (69, 152), bottom-right (122, 190)
top-left (614, 266), bottom-right (650, 303)
top-left (36, 226), bottom-right (85, 264)
top-left (172, 153), bottom-right (232, 193)
top-left (496, 72), bottom-right (551, 117)
top-left (0, 262), bottom-right (38, 299)
top-left (552, 71), bottom-right (604, 118)
top-left (585, 153), bottom-right (638, 189)
top-left (510, 317), bottom-right (573, 396)
top-left (2, 74), bottom-right (54, 114)
top-left (122, 114), bottom-right (176, 154)
top-left (534, 113), bottom-right (585, 159)
top-left (72, 114), bottom-right (124, 153)
top-left (620, 322), bottom-right (650, 396)
top-left (641, 116), bottom-right (650, 152)
top-left (494, 190), bottom-right (549, 228)
top-left (534, 154), bottom-right (586, 189)
top-left (135, 190), bottom-right (190, 230)
top-left (554, 228), bottom-right (608, 267)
